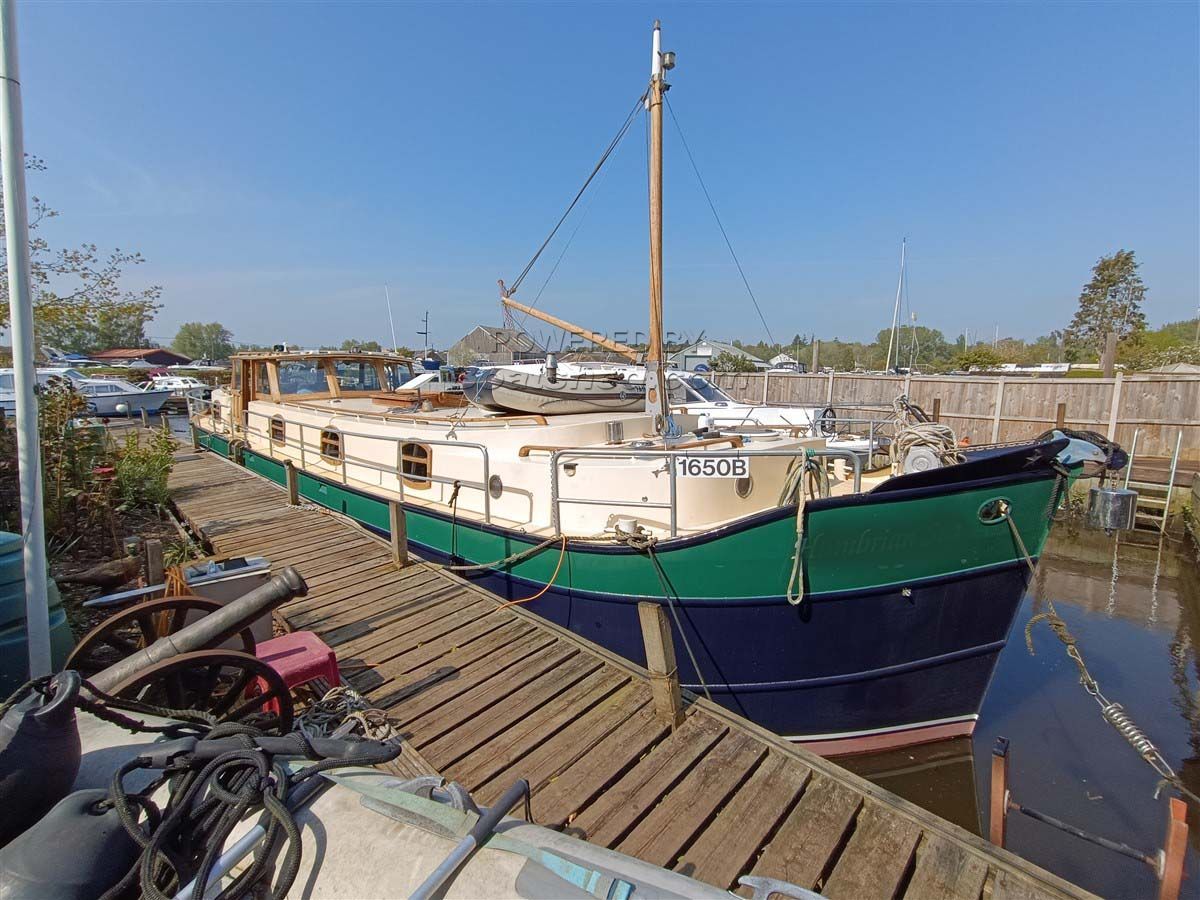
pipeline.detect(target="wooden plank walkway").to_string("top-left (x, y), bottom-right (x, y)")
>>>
top-left (169, 448), bottom-right (1095, 900)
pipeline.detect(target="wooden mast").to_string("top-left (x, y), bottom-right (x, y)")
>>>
top-left (501, 296), bottom-right (640, 362)
top-left (645, 20), bottom-right (674, 434)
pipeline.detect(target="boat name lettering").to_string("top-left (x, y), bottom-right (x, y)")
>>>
top-left (674, 456), bottom-right (749, 478)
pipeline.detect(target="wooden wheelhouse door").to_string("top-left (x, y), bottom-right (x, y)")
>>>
top-left (231, 359), bottom-right (253, 436)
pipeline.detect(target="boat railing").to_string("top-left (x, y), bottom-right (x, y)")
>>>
top-left (546, 445), bottom-right (863, 537)
top-left (190, 397), bottom-right (496, 524)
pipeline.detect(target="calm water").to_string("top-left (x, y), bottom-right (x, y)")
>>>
top-left (845, 525), bottom-right (1200, 898)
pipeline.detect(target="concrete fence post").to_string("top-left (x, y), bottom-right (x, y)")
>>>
top-left (991, 378), bottom-right (1006, 444)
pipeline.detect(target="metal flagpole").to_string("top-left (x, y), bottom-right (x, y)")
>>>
top-left (383, 283), bottom-right (399, 353)
top-left (0, 0), bottom-right (51, 677)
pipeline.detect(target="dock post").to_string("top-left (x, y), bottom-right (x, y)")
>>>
top-left (140, 408), bottom-right (149, 428)
top-left (284, 460), bottom-right (300, 506)
top-left (989, 736), bottom-right (1010, 847)
top-left (1157, 797), bottom-right (1188, 900)
top-left (389, 499), bottom-right (409, 568)
top-left (1055, 402), bottom-right (1066, 431)
top-left (931, 398), bottom-right (941, 423)
top-left (144, 538), bottom-right (164, 587)
top-left (189, 422), bottom-right (200, 451)
top-left (638, 601), bottom-right (684, 729)
top-left (160, 412), bottom-right (170, 431)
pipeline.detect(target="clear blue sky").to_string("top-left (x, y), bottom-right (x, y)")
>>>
top-left (18, 1), bottom-right (1200, 350)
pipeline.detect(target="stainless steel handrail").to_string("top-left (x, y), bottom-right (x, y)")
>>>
top-left (235, 406), bottom-right (494, 523)
top-left (548, 446), bottom-right (863, 536)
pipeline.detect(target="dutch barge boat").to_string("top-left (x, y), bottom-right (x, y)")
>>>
top-left (189, 22), bottom-right (1113, 753)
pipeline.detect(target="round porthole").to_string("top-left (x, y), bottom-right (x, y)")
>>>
top-left (978, 498), bottom-right (1011, 525)
top-left (735, 476), bottom-right (753, 499)
top-left (488, 474), bottom-right (504, 499)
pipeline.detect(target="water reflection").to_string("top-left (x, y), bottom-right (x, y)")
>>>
top-left (851, 525), bottom-right (1199, 897)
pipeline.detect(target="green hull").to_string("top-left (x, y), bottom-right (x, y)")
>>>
top-left (221, 435), bottom-right (1063, 602)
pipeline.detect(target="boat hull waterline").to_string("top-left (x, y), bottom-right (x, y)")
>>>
top-left (196, 426), bottom-right (1067, 754)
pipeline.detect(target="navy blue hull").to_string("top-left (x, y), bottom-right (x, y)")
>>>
top-left (417, 541), bottom-right (1031, 745)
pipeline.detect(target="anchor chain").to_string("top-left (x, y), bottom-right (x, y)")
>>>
top-left (1010, 509), bottom-right (1200, 805)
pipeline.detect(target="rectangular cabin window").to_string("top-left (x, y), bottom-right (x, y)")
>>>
top-left (256, 363), bottom-right (271, 397)
top-left (320, 429), bottom-right (343, 463)
top-left (333, 361), bottom-right (382, 392)
top-left (400, 442), bottom-right (431, 488)
top-left (269, 415), bottom-right (286, 445)
top-left (277, 361), bottom-right (325, 396)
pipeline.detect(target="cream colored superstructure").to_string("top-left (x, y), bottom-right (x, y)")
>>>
top-left (195, 353), bottom-right (831, 539)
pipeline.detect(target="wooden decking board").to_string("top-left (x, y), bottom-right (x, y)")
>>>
top-left (567, 712), bottom-right (728, 849)
top-left (741, 773), bottom-right (863, 893)
top-left (341, 611), bottom-right (521, 687)
top-left (330, 597), bottom-right (494, 663)
top-left (363, 620), bottom-right (544, 712)
top-left (823, 800), bottom-right (922, 900)
top-left (616, 729), bottom-right (768, 868)
top-left (905, 835), bottom-right (989, 900)
top-left (472, 683), bottom-right (656, 804)
top-left (312, 574), bottom-right (469, 634)
top-left (166, 447), bottom-right (1095, 900)
top-left (672, 752), bottom-right (811, 890)
top-left (337, 598), bottom-right (514, 681)
top-left (230, 527), bottom-right (351, 558)
top-left (405, 643), bottom-right (581, 750)
top-left (527, 699), bottom-right (667, 827)
top-left (421, 653), bottom-right (605, 770)
top-left (448, 667), bottom-right (630, 792)
top-left (364, 627), bottom-right (557, 716)
top-left (315, 583), bottom-right (472, 647)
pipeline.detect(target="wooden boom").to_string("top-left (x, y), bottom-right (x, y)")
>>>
top-left (500, 297), bottom-right (640, 363)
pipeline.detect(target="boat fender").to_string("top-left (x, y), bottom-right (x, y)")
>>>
top-left (0, 788), bottom-right (141, 900)
top-left (0, 672), bottom-right (82, 847)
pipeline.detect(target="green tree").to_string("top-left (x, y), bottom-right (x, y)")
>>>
top-left (173, 322), bottom-right (235, 360)
top-left (0, 154), bottom-right (162, 352)
top-left (339, 339), bottom-right (383, 352)
top-left (711, 351), bottom-right (757, 373)
top-left (1066, 250), bottom-right (1147, 359)
top-left (955, 346), bottom-right (1004, 371)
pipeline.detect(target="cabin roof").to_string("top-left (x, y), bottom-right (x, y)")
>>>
top-left (231, 350), bottom-right (416, 365)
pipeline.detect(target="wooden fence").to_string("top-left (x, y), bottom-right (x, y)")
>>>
top-left (712, 372), bottom-right (1200, 460)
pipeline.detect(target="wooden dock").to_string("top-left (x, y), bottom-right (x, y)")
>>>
top-left (169, 447), bottom-right (1094, 900)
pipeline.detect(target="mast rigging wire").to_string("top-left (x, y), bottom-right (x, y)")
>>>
top-left (663, 95), bottom-right (776, 346)
top-left (507, 91), bottom-right (647, 297)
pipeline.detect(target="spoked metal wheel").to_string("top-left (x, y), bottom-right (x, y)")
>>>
top-left (65, 596), bottom-right (257, 679)
top-left (105, 649), bottom-right (294, 733)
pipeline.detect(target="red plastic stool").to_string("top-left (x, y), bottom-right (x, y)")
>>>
top-left (252, 631), bottom-right (340, 714)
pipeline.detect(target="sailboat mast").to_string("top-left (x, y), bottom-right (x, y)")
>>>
top-left (645, 20), bottom-right (673, 433)
top-left (885, 238), bottom-right (905, 372)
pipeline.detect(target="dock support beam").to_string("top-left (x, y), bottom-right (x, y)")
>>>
top-left (284, 460), bottom-right (299, 506)
top-left (140, 408), bottom-right (150, 428)
top-left (1055, 402), bottom-right (1066, 431)
top-left (144, 538), bottom-right (164, 587)
top-left (389, 499), bottom-right (409, 569)
top-left (190, 422), bottom-right (200, 451)
top-left (1158, 798), bottom-right (1187, 900)
top-left (638, 601), bottom-right (684, 729)
top-left (989, 736), bottom-right (1010, 847)
top-left (931, 398), bottom-right (941, 423)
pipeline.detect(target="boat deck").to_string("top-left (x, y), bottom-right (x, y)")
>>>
top-left (168, 446), bottom-right (1094, 900)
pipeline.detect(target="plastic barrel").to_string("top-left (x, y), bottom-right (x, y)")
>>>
top-left (0, 532), bottom-right (76, 697)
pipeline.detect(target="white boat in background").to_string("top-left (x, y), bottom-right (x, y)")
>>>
top-left (143, 374), bottom-right (212, 403)
top-left (75, 376), bottom-right (171, 416)
top-left (0, 367), bottom-right (85, 415)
